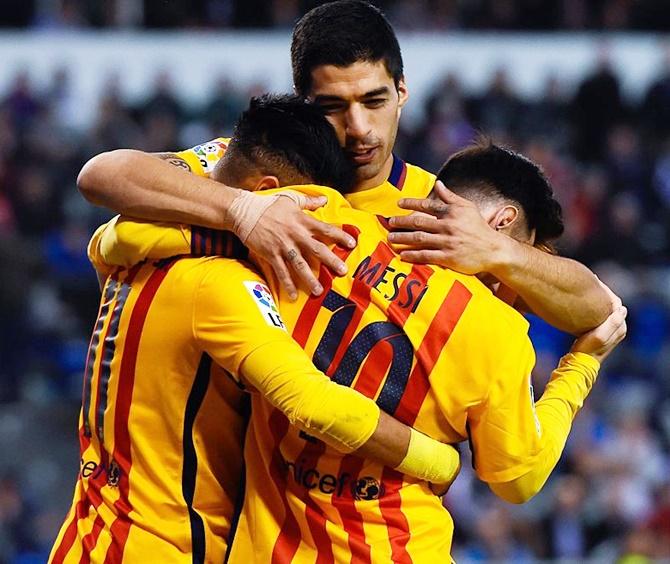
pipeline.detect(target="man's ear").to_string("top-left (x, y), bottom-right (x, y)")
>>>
top-left (397, 77), bottom-right (409, 111)
top-left (491, 204), bottom-right (520, 231)
top-left (254, 175), bottom-right (281, 191)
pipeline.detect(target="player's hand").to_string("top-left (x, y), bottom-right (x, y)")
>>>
top-left (245, 194), bottom-right (356, 301)
top-left (387, 181), bottom-right (510, 274)
top-left (570, 304), bottom-right (628, 363)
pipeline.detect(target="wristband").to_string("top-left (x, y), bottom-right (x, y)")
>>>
top-left (395, 428), bottom-right (460, 484)
top-left (226, 189), bottom-right (313, 244)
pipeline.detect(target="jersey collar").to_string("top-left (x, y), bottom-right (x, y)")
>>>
top-left (387, 154), bottom-right (408, 191)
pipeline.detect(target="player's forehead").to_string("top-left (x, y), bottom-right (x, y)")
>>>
top-left (307, 60), bottom-right (395, 101)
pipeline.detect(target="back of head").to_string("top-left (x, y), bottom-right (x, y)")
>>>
top-left (437, 140), bottom-right (564, 246)
top-left (221, 93), bottom-right (355, 192)
top-left (291, 1), bottom-right (403, 97)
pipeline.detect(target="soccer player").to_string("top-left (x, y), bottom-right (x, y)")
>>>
top-left (93, 95), bottom-right (627, 562)
top-left (76, 0), bottom-right (614, 336)
top-left (48, 98), bottom-right (462, 564)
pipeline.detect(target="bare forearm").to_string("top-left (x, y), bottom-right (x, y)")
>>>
top-left (77, 150), bottom-right (237, 228)
top-left (491, 239), bottom-right (612, 334)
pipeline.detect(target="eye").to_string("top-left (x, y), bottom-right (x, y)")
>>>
top-left (365, 98), bottom-right (387, 108)
top-left (316, 102), bottom-right (345, 114)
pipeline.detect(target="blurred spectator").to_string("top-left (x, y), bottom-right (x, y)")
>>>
top-left (641, 44), bottom-right (670, 148)
top-left (471, 68), bottom-right (521, 138)
top-left (571, 47), bottom-right (626, 162)
top-left (1, 0), bottom-right (670, 30)
top-left (538, 474), bottom-right (591, 559)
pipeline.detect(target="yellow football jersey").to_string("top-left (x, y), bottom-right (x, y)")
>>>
top-left (88, 186), bottom-right (541, 562)
top-left (50, 259), bottom-right (249, 563)
top-left (50, 252), bottom-right (393, 563)
top-left (345, 155), bottom-right (436, 216)
top-left (227, 188), bottom-right (537, 563)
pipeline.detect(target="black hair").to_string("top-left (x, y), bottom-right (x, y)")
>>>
top-left (223, 93), bottom-right (355, 193)
top-left (437, 140), bottom-right (564, 245)
top-left (291, 1), bottom-right (404, 97)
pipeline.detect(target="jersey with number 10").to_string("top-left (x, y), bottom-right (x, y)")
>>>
top-left (226, 186), bottom-right (539, 563)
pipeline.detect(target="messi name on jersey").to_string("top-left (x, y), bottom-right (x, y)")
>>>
top-left (352, 253), bottom-right (429, 312)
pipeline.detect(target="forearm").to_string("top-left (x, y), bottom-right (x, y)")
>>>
top-left (241, 341), bottom-right (460, 484)
top-left (489, 352), bottom-right (599, 503)
top-left (77, 150), bottom-right (237, 228)
top-left (491, 239), bottom-right (611, 334)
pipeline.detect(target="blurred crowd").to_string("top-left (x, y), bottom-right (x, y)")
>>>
top-left (2, 0), bottom-right (670, 31)
top-left (1, 45), bottom-right (670, 563)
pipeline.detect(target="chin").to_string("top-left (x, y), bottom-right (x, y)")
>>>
top-left (355, 160), bottom-right (385, 182)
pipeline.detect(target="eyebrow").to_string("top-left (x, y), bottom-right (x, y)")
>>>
top-left (313, 86), bottom-right (391, 104)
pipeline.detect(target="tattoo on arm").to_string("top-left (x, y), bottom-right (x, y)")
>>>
top-left (153, 152), bottom-right (192, 172)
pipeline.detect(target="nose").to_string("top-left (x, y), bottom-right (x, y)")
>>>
top-left (344, 104), bottom-right (371, 141)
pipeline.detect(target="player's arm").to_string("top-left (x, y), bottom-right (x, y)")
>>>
top-left (471, 306), bottom-right (626, 503)
top-left (193, 261), bottom-right (460, 486)
top-left (77, 147), bottom-right (355, 299)
top-left (87, 215), bottom-right (213, 273)
top-left (388, 182), bottom-right (612, 335)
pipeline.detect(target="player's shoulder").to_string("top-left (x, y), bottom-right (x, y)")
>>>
top-left (440, 271), bottom-right (530, 335)
top-left (402, 160), bottom-right (436, 199)
top-left (168, 255), bottom-right (263, 289)
top-left (175, 137), bottom-right (230, 175)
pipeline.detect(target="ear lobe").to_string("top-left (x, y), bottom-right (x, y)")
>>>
top-left (255, 175), bottom-right (281, 191)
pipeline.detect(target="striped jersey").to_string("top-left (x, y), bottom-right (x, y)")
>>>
top-left (220, 186), bottom-right (539, 563)
top-left (86, 183), bottom-right (541, 562)
top-left (49, 255), bottom-right (336, 563)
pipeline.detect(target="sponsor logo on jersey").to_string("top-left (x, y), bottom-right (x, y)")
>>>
top-left (243, 281), bottom-right (286, 330)
top-left (282, 455), bottom-right (386, 500)
top-left (80, 457), bottom-right (122, 487)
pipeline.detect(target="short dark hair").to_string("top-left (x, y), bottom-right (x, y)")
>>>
top-left (291, 1), bottom-right (404, 97)
top-left (437, 140), bottom-right (564, 245)
top-left (221, 94), bottom-right (355, 192)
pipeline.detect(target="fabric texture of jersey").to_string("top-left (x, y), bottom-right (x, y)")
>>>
top-left (52, 247), bottom-right (400, 562)
top-left (225, 186), bottom-right (539, 563)
top-left (49, 258), bottom-right (250, 563)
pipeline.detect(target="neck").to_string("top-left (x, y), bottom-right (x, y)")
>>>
top-left (350, 153), bottom-right (395, 193)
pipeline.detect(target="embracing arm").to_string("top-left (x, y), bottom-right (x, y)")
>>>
top-left (388, 182), bottom-right (613, 335)
top-left (488, 238), bottom-right (611, 334)
top-left (194, 262), bottom-right (460, 486)
top-left (240, 339), bottom-right (459, 484)
top-left (487, 352), bottom-right (599, 503)
top-left (78, 148), bottom-right (355, 298)
top-left (78, 149), bottom-right (236, 227)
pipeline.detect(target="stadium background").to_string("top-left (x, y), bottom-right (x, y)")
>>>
top-left (0, 1), bottom-right (669, 562)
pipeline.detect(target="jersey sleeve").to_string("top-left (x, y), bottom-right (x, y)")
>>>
top-left (465, 308), bottom-right (542, 484)
top-left (87, 216), bottom-right (246, 269)
top-left (489, 352), bottom-right (600, 502)
top-left (192, 260), bottom-right (381, 453)
top-left (174, 137), bottom-right (230, 177)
